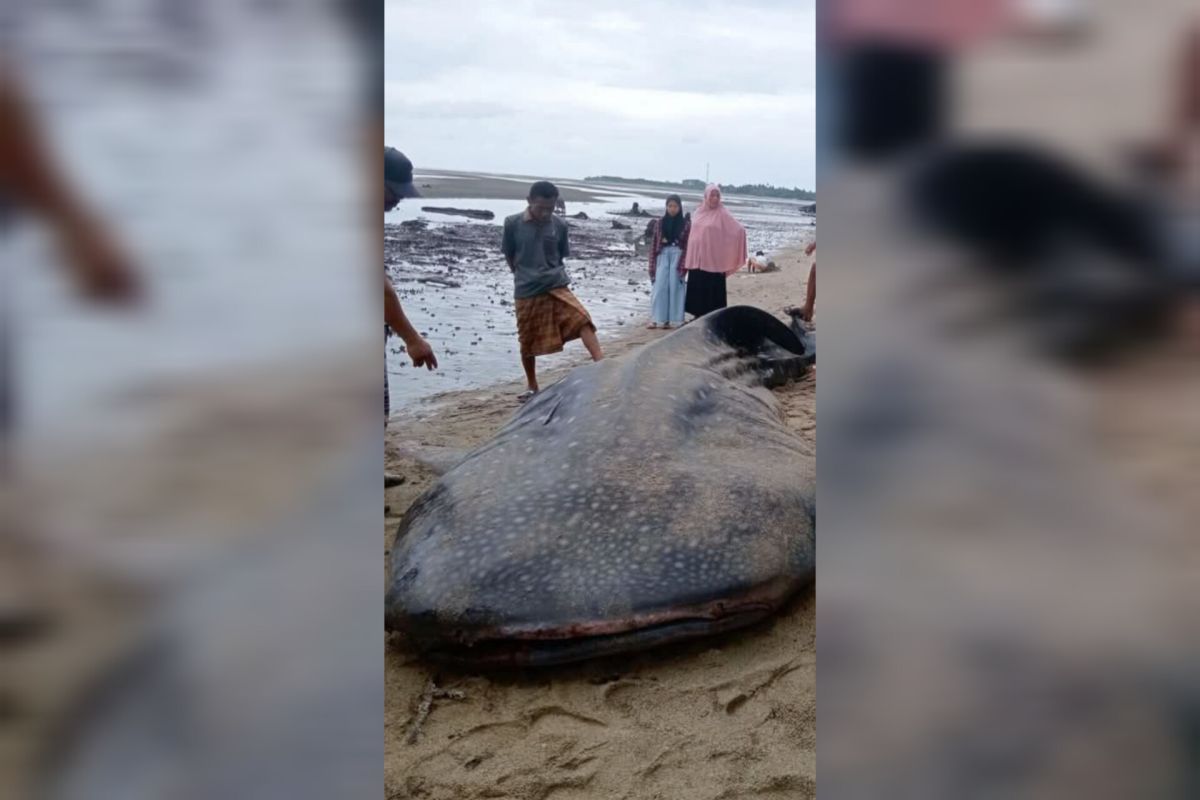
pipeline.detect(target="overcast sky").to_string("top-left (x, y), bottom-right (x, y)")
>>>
top-left (385, 0), bottom-right (815, 189)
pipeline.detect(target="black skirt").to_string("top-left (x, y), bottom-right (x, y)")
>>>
top-left (684, 269), bottom-right (728, 318)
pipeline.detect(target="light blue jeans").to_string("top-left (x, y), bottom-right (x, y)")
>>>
top-left (651, 245), bottom-right (686, 325)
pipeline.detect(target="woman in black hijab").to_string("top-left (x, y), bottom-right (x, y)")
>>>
top-left (646, 194), bottom-right (690, 329)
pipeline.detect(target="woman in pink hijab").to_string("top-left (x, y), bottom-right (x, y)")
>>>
top-left (683, 184), bottom-right (748, 318)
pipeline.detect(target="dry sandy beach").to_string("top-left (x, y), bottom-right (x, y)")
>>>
top-left (385, 244), bottom-right (817, 800)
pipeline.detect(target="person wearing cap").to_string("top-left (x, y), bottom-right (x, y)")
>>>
top-left (384, 147), bottom-right (437, 420)
top-left (384, 146), bottom-right (422, 207)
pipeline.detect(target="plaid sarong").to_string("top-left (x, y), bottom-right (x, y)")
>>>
top-left (515, 288), bottom-right (594, 357)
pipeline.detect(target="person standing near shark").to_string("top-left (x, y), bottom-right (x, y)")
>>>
top-left (646, 194), bottom-right (690, 329)
top-left (683, 184), bottom-right (747, 319)
top-left (384, 147), bottom-right (438, 420)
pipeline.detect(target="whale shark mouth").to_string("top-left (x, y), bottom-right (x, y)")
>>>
top-left (424, 607), bottom-right (779, 668)
top-left (400, 577), bottom-right (801, 669)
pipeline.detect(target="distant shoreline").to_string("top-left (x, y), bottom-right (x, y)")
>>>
top-left (413, 169), bottom-right (815, 205)
top-left (412, 171), bottom-right (608, 203)
top-left (584, 175), bottom-right (816, 202)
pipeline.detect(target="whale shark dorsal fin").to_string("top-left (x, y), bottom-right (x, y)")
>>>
top-left (393, 443), bottom-right (470, 475)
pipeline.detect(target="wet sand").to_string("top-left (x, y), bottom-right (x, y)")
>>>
top-left (384, 243), bottom-right (816, 800)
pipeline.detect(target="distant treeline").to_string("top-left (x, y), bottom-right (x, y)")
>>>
top-left (584, 175), bottom-right (815, 201)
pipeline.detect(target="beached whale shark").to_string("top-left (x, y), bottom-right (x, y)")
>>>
top-left (386, 306), bottom-right (815, 667)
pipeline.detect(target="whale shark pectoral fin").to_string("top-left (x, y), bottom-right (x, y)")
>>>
top-left (393, 443), bottom-right (472, 475)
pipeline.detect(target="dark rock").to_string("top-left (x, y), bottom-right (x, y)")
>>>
top-left (417, 277), bottom-right (461, 288)
top-left (421, 206), bottom-right (496, 220)
top-left (611, 220), bottom-right (631, 230)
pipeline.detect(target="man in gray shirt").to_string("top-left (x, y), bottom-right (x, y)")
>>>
top-left (501, 181), bottom-right (602, 401)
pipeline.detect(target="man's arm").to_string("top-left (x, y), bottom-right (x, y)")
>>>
top-left (800, 263), bottom-right (816, 322)
top-left (1, 68), bottom-right (140, 303)
top-left (385, 272), bottom-right (437, 370)
top-left (558, 219), bottom-right (569, 261)
top-left (501, 219), bottom-right (517, 271)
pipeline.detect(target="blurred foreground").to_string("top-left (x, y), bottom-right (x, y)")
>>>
top-left (3, 2), bottom-right (381, 797)
top-left (820, 0), bottom-right (1200, 796)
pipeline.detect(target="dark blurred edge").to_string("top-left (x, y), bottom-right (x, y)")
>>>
top-left (4, 2), bottom-right (386, 799)
top-left (816, 0), bottom-right (1200, 797)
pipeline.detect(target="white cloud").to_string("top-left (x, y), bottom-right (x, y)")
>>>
top-left (385, 0), bottom-right (815, 188)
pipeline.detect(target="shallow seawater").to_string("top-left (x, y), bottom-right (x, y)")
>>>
top-left (386, 195), bottom-right (813, 413)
